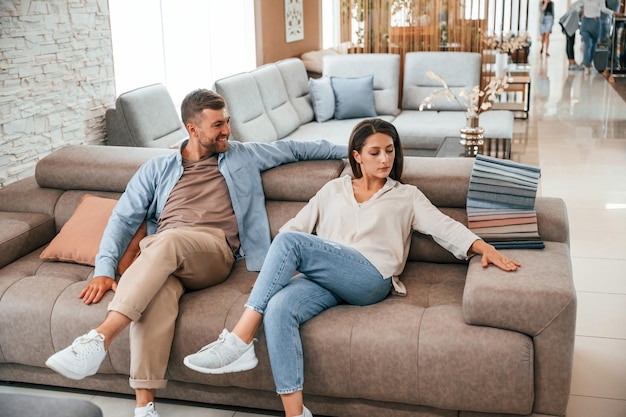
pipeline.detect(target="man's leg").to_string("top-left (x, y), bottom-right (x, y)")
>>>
top-left (129, 275), bottom-right (184, 406)
top-left (122, 227), bottom-right (234, 406)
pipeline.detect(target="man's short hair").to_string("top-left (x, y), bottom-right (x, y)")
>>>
top-left (181, 89), bottom-right (226, 125)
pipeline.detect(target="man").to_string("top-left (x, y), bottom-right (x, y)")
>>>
top-left (45, 89), bottom-right (347, 417)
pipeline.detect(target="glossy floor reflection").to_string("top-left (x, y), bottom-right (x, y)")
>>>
top-left (1, 36), bottom-right (625, 417)
top-left (516, 36), bottom-right (626, 417)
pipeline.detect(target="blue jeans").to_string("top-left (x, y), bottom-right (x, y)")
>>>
top-left (245, 231), bottom-right (391, 394)
top-left (581, 17), bottom-right (601, 68)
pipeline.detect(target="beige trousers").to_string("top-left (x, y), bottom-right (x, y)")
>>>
top-left (107, 226), bottom-right (234, 389)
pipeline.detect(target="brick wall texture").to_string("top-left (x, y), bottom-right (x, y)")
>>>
top-left (0, 0), bottom-right (115, 187)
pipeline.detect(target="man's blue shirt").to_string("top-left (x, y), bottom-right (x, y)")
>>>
top-left (94, 139), bottom-right (347, 278)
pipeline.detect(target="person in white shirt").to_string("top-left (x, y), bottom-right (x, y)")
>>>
top-left (571, 0), bottom-right (623, 74)
top-left (183, 118), bottom-right (521, 417)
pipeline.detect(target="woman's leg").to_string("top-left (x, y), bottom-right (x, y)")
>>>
top-left (255, 232), bottom-right (392, 407)
top-left (566, 34), bottom-right (576, 63)
top-left (264, 277), bottom-right (339, 417)
top-left (581, 20), bottom-right (594, 68)
top-left (246, 231), bottom-right (390, 314)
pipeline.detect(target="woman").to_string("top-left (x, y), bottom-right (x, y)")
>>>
top-left (183, 119), bottom-right (521, 417)
top-left (570, 0), bottom-right (622, 74)
top-left (540, 0), bottom-right (554, 56)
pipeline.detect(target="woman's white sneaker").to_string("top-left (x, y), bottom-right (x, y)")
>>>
top-left (135, 402), bottom-right (159, 417)
top-left (183, 329), bottom-right (258, 374)
top-left (45, 329), bottom-right (106, 380)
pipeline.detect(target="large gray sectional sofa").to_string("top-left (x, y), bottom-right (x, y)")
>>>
top-left (214, 52), bottom-right (514, 156)
top-left (0, 144), bottom-right (575, 417)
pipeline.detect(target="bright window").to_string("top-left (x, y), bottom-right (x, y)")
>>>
top-left (109, 0), bottom-right (256, 110)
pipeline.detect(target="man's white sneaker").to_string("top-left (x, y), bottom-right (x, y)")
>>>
top-left (183, 329), bottom-right (258, 374)
top-left (135, 402), bottom-right (159, 417)
top-left (45, 329), bottom-right (106, 380)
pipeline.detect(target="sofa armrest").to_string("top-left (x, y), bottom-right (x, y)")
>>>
top-left (463, 242), bottom-right (575, 336)
top-left (0, 212), bottom-right (56, 268)
top-left (463, 242), bottom-right (576, 415)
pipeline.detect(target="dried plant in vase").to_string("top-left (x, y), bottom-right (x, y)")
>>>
top-left (419, 71), bottom-right (511, 154)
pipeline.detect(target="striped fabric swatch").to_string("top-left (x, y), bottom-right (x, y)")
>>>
top-left (467, 154), bottom-right (544, 249)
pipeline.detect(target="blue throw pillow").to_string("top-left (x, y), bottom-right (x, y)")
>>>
top-left (331, 75), bottom-right (377, 120)
top-left (309, 77), bottom-right (335, 122)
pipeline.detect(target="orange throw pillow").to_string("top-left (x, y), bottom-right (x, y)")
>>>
top-left (40, 194), bottom-right (147, 275)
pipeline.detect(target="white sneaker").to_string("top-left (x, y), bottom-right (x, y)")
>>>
top-left (584, 67), bottom-right (590, 75)
top-left (301, 405), bottom-right (313, 417)
top-left (183, 329), bottom-right (258, 374)
top-left (45, 329), bottom-right (106, 380)
top-left (135, 402), bottom-right (159, 417)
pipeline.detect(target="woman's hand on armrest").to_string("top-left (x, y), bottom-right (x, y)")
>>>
top-left (79, 276), bottom-right (117, 305)
top-left (470, 239), bottom-right (521, 272)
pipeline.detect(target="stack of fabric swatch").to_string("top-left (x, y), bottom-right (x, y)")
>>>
top-left (467, 154), bottom-right (544, 249)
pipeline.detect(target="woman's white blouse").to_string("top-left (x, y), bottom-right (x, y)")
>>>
top-left (280, 176), bottom-right (480, 295)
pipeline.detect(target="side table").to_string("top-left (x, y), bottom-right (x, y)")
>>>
top-left (435, 136), bottom-right (511, 159)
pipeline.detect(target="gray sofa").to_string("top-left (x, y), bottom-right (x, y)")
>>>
top-left (214, 53), bottom-right (514, 156)
top-left (0, 144), bottom-right (575, 417)
top-left (105, 83), bottom-right (188, 148)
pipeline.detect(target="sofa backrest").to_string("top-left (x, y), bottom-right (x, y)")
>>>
top-left (251, 64), bottom-right (302, 139)
top-left (402, 52), bottom-right (481, 111)
top-left (275, 58), bottom-right (315, 124)
top-left (322, 53), bottom-right (401, 116)
top-left (24, 145), bottom-right (568, 267)
top-left (214, 72), bottom-right (278, 143)
top-left (105, 83), bottom-right (188, 148)
top-left (214, 58), bottom-right (314, 143)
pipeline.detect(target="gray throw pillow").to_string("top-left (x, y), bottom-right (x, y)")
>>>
top-left (331, 75), bottom-right (377, 120)
top-left (309, 77), bottom-right (335, 122)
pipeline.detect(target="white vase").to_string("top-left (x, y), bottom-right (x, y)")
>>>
top-left (495, 52), bottom-right (508, 79)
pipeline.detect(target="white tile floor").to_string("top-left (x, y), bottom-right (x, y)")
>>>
top-left (1, 34), bottom-right (625, 417)
top-left (521, 34), bottom-right (626, 417)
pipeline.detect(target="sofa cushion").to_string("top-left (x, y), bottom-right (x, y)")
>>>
top-left (40, 195), bottom-right (146, 275)
top-left (331, 75), bottom-right (377, 120)
top-left (323, 53), bottom-right (401, 116)
top-left (282, 115), bottom-right (396, 146)
top-left (308, 77), bottom-right (335, 122)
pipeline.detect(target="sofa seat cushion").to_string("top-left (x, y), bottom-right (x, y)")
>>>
top-left (283, 116), bottom-right (396, 146)
top-left (0, 250), bottom-right (127, 370)
top-left (166, 260), bottom-right (533, 414)
top-left (393, 111), bottom-right (466, 150)
top-left (478, 110), bottom-right (515, 140)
